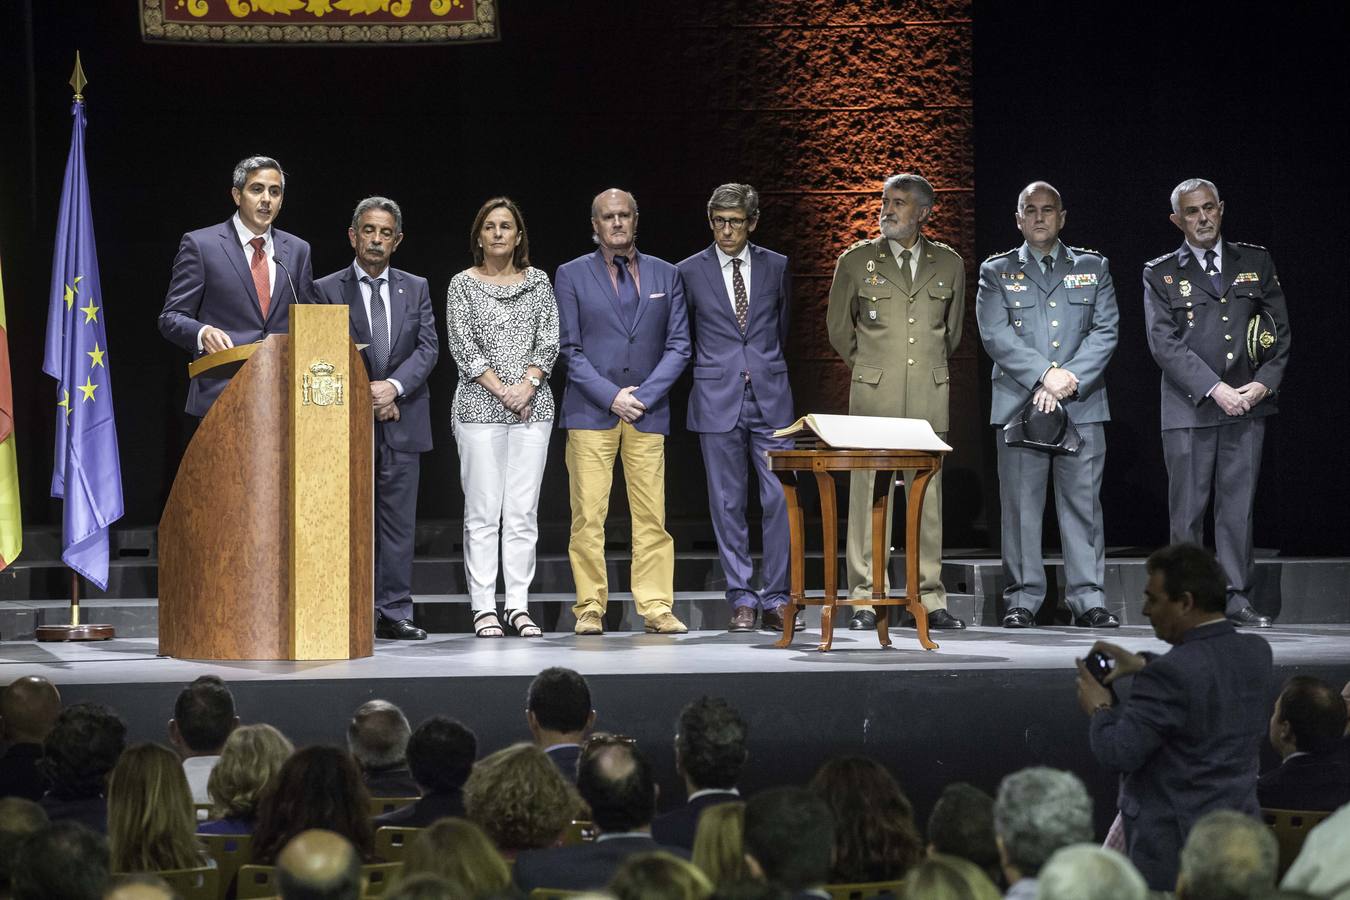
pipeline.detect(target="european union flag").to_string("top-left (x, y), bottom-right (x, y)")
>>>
top-left (42, 99), bottom-right (123, 591)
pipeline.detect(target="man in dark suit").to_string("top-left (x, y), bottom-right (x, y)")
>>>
top-left (513, 739), bottom-right (686, 892)
top-left (555, 188), bottom-right (691, 636)
top-left (1259, 676), bottom-right (1350, 811)
top-left (743, 787), bottom-right (835, 899)
top-left (0, 677), bottom-right (60, 802)
top-left (316, 197), bottom-right (438, 640)
top-left (346, 700), bottom-right (419, 798)
top-left (1076, 543), bottom-right (1274, 890)
top-left (159, 155), bottom-right (320, 417)
top-left (653, 696), bottom-right (747, 849)
top-left (375, 717), bottom-right (476, 828)
top-left (526, 667), bottom-right (595, 782)
top-left (676, 184), bottom-right (796, 632)
top-left (1143, 178), bottom-right (1290, 628)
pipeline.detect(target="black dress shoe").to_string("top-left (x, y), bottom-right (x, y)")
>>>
top-left (1074, 607), bottom-right (1120, 628)
top-left (926, 609), bottom-right (967, 630)
top-left (849, 609), bottom-right (877, 630)
top-left (729, 607), bottom-right (757, 632)
top-left (761, 607), bottom-right (805, 632)
top-left (1228, 606), bottom-right (1273, 628)
top-left (1002, 607), bottom-right (1035, 628)
top-left (376, 617), bottom-right (426, 640)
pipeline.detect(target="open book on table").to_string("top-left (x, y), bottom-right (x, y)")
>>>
top-left (773, 414), bottom-right (952, 451)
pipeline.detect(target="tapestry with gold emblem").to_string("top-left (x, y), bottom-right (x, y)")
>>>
top-left (140, 0), bottom-right (497, 45)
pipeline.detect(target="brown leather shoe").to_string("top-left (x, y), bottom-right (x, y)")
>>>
top-left (644, 612), bottom-right (688, 634)
top-left (728, 607), bottom-right (757, 632)
top-left (574, 611), bottom-right (604, 635)
top-left (760, 607), bottom-right (805, 632)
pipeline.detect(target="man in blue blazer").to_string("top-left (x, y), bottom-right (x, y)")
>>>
top-left (555, 189), bottom-right (691, 636)
top-left (315, 197), bottom-right (438, 640)
top-left (1076, 543), bottom-right (1273, 890)
top-left (677, 184), bottom-right (797, 632)
top-left (159, 155), bottom-right (320, 417)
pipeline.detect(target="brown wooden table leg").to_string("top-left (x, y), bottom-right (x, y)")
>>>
top-left (813, 470), bottom-right (838, 652)
top-left (907, 466), bottom-right (940, 651)
top-left (774, 474), bottom-right (803, 650)
top-left (871, 469), bottom-right (893, 649)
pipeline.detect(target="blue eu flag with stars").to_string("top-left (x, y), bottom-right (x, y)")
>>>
top-left (42, 99), bottom-right (124, 591)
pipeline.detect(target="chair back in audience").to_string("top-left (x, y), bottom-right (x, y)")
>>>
top-left (199, 833), bottom-right (253, 899)
top-left (373, 826), bottom-right (420, 863)
top-left (528, 890), bottom-right (594, 900)
top-left (368, 796), bottom-right (419, 817)
top-left (360, 862), bottom-right (401, 897)
top-left (560, 819), bottom-right (596, 846)
top-left (825, 880), bottom-right (905, 900)
top-left (135, 865), bottom-right (220, 900)
top-left (237, 862), bottom-right (404, 899)
top-left (1263, 807), bottom-right (1333, 877)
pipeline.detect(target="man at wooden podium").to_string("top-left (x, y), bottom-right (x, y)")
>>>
top-left (316, 197), bottom-right (438, 641)
top-left (159, 155), bottom-right (321, 417)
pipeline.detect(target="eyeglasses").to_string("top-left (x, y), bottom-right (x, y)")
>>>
top-left (582, 733), bottom-right (637, 751)
top-left (710, 216), bottom-right (750, 231)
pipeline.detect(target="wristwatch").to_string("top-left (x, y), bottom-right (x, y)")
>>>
top-left (527, 375), bottom-right (541, 388)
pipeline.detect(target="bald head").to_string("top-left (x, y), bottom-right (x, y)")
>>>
top-left (590, 188), bottom-right (639, 254)
top-left (577, 740), bottom-right (656, 832)
top-left (103, 873), bottom-right (177, 900)
top-left (0, 677), bottom-right (61, 744)
top-left (1017, 181), bottom-right (1063, 213)
top-left (277, 830), bottom-right (360, 900)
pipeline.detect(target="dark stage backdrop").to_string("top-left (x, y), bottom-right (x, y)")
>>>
top-left (0, 1), bottom-right (1345, 557)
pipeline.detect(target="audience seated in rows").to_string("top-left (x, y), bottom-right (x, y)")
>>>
top-left (38, 702), bottom-right (126, 833)
top-left (993, 767), bottom-right (1092, 900)
top-left (463, 741), bottom-right (581, 860)
top-left (168, 675), bottom-right (238, 806)
top-left (1261, 675), bottom-right (1350, 811)
top-left (811, 755), bottom-right (923, 885)
top-left (691, 800), bottom-right (749, 886)
top-left (1280, 799), bottom-right (1350, 897)
top-left (1175, 810), bottom-right (1277, 900)
top-left (348, 700), bottom-right (420, 798)
top-left (397, 817), bottom-right (510, 897)
top-left (653, 697), bottom-right (747, 850)
top-left (252, 746), bottom-right (373, 865)
top-left (0, 677), bottom-right (61, 802)
top-left (375, 717), bottom-right (476, 828)
top-left (11, 820), bottom-right (109, 900)
top-left (0, 798), bottom-right (47, 896)
top-left (102, 872), bottom-right (179, 900)
top-left (927, 782), bottom-right (1002, 888)
top-left (1036, 844), bottom-right (1146, 900)
top-left (277, 829), bottom-right (361, 900)
top-left (527, 666), bottom-right (596, 783)
top-left (742, 786), bottom-right (833, 899)
top-left (107, 742), bottom-right (209, 874)
top-left (514, 737), bottom-right (684, 893)
top-left (610, 850), bottom-right (712, 900)
top-left (901, 853), bottom-right (1000, 900)
top-left (200, 722), bottom-right (293, 835)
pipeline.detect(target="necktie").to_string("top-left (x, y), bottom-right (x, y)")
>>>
top-left (732, 258), bottom-right (748, 333)
top-left (1203, 250), bottom-right (1223, 295)
top-left (899, 248), bottom-right (913, 293)
top-left (1042, 254), bottom-right (1055, 278)
top-left (613, 255), bottom-right (639, 330)
top-left (363, 275), bottom-right (389, 379)
top-left (249, 237), bottom-right (271, 319)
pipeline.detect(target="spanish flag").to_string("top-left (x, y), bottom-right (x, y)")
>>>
top-left (0, 253), bottom-right (20, 569)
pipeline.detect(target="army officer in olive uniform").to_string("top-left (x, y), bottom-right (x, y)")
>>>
top-left (976, 181), bottom-right (1120, 629)
top-left (825, 173), bottom-right (966, 630)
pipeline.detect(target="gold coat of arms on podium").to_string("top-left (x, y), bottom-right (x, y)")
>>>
top-left (302, 360), bottom-right (344, 407)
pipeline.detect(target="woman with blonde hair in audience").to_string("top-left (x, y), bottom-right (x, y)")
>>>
top-left (463, 741), bottom-right (582, 859)
top-left (902, 853), bottom-right (1001, 900)
top-left (691, 801), bottom-right (750, 886)
top-left (199, 723), bottom-right (293, 835)
top-left (610, 851), bottom-right (712, 900)
top-left (251, 745), bottom-right (373, 864)
top-left (810, 755), bottom-right (923, 884)
top-left (397, 817), bottom-right (511, 897)
top-left (107, 742), bottom-right (210, 873)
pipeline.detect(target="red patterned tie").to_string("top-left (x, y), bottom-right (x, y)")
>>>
top-left (249, 236), bottom-right (271, 319)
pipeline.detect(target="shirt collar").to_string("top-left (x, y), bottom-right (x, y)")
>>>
top-left (714, 244), bottom-right (751, 270)
top-left (595, 831), bottom-right (650, 842)
top-left (232, 212), bottom-right (272, 248)
top-left (688, 787), bottom-right (740, 802)
top-left (543, 742), bottom-right (580, 753)
top-left (1186, 240), bottom-right (1222, 267)
top-left (886, 236), bottom-right (923, 262)
top-left (1019, 240), bottom-right (1063, 264)
top-left (351, 260), bottom-right (390, 283)
top-left (601, 245), bottom-right (640, 267)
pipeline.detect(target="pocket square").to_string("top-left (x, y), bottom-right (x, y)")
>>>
top-left (649, 292), bottom-right (667, 299)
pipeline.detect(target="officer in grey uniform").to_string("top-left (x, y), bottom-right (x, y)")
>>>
top-left (976, 181), bottom-right (1120, 628)
top-left (1143, 177), bottom-right (1290, 627)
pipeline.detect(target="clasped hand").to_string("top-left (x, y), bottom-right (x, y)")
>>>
top-left (611, 386), bottom-right (647, 423)
top-left (499, 381), bottom-right (536, 421)
top-left (1035, 367), bottom-right (1078, 413)
top-left (1213, 381), bottom-right (1269, 417)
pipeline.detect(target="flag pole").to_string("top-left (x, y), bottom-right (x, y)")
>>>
top-left (35, 52), bottom-right (114, 643)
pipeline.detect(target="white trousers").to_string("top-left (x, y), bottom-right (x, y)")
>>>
top-left (455, 420), bottom-right (552, 612)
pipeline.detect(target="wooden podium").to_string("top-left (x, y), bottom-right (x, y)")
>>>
top-left (158, 306), bottom-right (374, 660)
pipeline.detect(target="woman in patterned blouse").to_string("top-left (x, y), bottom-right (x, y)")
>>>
top-left (446, 197), bottom-right (559, 637)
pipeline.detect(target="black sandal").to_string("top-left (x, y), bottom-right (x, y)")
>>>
top-left (508, 609), bottom-right (542, 638)
top-left (473, 610), bottom-right (504, 638)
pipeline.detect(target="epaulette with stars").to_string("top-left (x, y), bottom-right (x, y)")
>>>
top-left (928, 239), bottom-right (963, 259)
top-left (839, 239), bottom-right (871, 258)
top-left (1069, 245), bottom-right (1102, 256)
top-left (1144, 251), bottom-right (1177, 268)
top-left (1230, 241), bottom-right (1268, 251)
top-left (983, 247), bottom-right (1020, 264)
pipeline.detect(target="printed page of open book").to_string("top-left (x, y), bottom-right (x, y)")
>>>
top-left (773, 414), bottom-right (953, 451)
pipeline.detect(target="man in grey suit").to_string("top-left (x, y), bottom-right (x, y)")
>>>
top-left (1076, 543), bottom-right (1273, 891)
top-left (976, 182), bottom-right (1119, 629)
top-left (1143, 178), bottom-right (1290, 627)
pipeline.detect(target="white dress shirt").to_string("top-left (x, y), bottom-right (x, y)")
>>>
top-left (714, 244), bottom-right (752, 316)
top-left (196, 213), bottom-right (276, 351)
top-left (353, 261), bottom-right (403, 397)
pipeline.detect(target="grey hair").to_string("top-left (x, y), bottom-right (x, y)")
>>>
top-left (351, 196), bottom-right (403, 235)
top-left (993, 767), bottom-right (1093, 877)
top-left (231, 155), bottom-right (285, 192)
top-left (1037, 845), bottom-right (1147, 900)
top-left (346, 700), bottom-right (411, 769)
top-left (707, 183), bottom-right (760, 221)
top-left (1016, 181), bottom-right (1063, 214)
top-left (1178, 810), bottom-right (1278, 900)
top-left (1170, 178), bottom-right (1221, 214)
top-left (882, 173), bottom-right (935, 207)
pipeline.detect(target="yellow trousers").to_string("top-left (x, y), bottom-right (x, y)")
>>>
top-left (566, 422), bottom-right (674, 619)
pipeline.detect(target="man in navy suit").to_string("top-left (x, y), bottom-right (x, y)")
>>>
top-left (316, 197), bottom-right (438, 640)
top-left (159, 155), bottom-right (320, 417)
top-left (652, 696), bottom-right (747, 849)
top-left (677, 184), bottom-right (797, 632)
top-left (555, 189), bottom-right (691, 636)
top-left (526, 667), bottom-right (596, 783)
top-left (1259, 676), bottom-right (1350, 811)
top-left (1076, 543), bottom-right (1273, 890)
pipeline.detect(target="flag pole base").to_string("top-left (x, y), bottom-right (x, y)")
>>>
top-left (35, 624), bottom-right (115, 642)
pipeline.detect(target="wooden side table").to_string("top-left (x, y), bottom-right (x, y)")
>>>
top-left (768, 445), bottom-right (946, 652)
